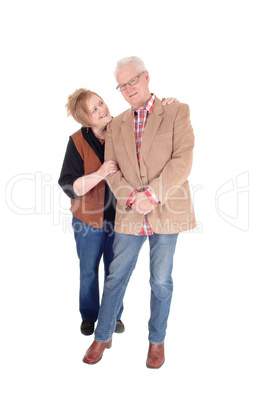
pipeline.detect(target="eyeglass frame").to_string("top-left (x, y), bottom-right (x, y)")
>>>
top-left (116, 71), bottom-right (145, 92)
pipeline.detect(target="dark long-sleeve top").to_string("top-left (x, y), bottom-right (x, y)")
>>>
top-left (58, 127), bottom-right (116, 222)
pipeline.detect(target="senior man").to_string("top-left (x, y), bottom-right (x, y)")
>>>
top-left (83, 56), bottom-right (196, 368)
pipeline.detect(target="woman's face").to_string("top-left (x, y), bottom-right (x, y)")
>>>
top-left (86, 94), bottom-right (112, 130)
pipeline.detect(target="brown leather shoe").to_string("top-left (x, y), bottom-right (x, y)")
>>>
top-left (83, 339), bottom-right (112, 365)
top-left (146, 342), bottom-right (165, 369)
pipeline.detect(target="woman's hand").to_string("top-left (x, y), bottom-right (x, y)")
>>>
top-left (162, 97), bottom-right (179, 105)
top-left (73, 160), bottom-right (118, 196)
top-left (98, 160), bottom-right (119, 179)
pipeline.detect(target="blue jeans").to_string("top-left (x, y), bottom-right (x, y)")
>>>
top-left (95, 231), bottom-right (178, 344)
top-left (72, 216), bottom-right (123, 322)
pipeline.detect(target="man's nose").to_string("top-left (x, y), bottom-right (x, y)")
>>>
top-left (126, 84), bottom-right (134, 93)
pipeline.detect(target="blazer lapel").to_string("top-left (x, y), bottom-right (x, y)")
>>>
top-left (121, 110), bottom-right (141, 183)
top-left (140, 97), bottom-right (163, 163)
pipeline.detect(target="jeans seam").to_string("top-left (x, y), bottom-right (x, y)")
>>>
top-left (106, 236), bottom-right (146, 341)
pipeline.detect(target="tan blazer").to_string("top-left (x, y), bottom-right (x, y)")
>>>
top-left (105, 96), bottom-right (196, 234)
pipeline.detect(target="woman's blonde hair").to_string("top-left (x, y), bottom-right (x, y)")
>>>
top-left (65, 88), bottom-right (102, 127)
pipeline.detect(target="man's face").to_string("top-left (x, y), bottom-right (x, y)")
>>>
top-left (116, 63), bottom-right (151, 109)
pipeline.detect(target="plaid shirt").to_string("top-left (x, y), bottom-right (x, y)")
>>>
top-left (127, 94), bottom-right (159, 236)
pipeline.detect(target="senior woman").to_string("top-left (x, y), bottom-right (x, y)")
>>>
top-left (58, 88), bottom-right (178, 336)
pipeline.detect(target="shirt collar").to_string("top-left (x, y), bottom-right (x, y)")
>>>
top-left (132, 93), bottom-right (155, 115)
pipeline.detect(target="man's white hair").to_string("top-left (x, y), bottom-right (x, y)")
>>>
top-left (114, 56), bottom-right (146, 77)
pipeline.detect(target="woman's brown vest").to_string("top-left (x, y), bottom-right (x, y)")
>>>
top-left (70, 129), bottom-right (105, 228)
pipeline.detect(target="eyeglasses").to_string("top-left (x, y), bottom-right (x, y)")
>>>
top-left (116, 71), bottom-right (145, 92)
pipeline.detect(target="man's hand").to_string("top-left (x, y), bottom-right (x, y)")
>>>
top-left (131, 191), bottom-right (156, 215)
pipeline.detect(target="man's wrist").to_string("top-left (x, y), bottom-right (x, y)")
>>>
top-left (144, 188), bottom-right (160, 205)
top-left (126, 189), bottom-right (138, 208)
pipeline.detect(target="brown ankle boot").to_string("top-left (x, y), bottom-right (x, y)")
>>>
top-left (146, 342), bottom-right (165, 369)
top-left (83, 339), bottom-right (112, 365)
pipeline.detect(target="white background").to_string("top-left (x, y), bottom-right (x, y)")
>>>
top-left (1, 0), bottom-right (253, 400)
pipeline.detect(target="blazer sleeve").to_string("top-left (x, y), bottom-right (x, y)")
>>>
top-left (148, 103), bottom-right (194, 205)
top-left (105, 122), bottom-right (136, 210)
